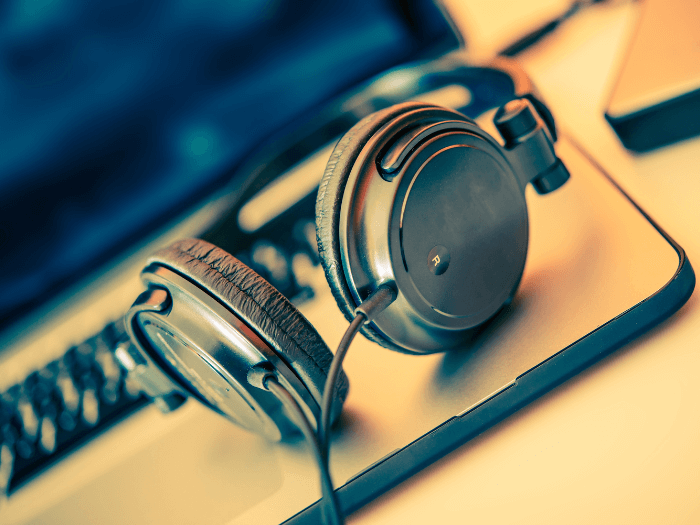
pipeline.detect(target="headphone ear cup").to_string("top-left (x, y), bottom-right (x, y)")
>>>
top-left (148, 238), bottom-right (349, 423)
top-left (316, 102), bottom-right (439, 354)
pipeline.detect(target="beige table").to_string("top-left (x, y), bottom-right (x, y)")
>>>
top-left (3, 3), bottom-right (698, 524)
top-left (350, 3), bottom-right (700, 523)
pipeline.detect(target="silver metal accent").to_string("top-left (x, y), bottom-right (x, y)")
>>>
top-left (113, 343), bottom-right (137, 371)
top-left (116, 289), bottom-right (188, 406)
top-left (353, 285), bottom-right (397, 323)
top-left (455, 380), bottom-right (516, 417)
top-left (124, 266), bottom-right (321, 441)
top-left (339, 116), bottom-right (524, 353)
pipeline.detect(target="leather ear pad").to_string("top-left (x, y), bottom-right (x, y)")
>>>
top-left (316, 102), bottom-right (446, 354)
top-left (148, 238), bottom-right (349, 422)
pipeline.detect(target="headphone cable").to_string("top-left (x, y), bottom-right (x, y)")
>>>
top-left (320, 285), bottom-right (398, 463)
top-left (315, 285), bottom-right (398, 522)
top-left (264, 375), bottom-right (344, 525)
top-left (318, 312), bottom-right (365, 468)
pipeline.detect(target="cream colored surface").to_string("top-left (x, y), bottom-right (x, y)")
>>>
top-left (607, 0), bottom-right (700, 117)
top-left (441, 0), bottom-right (572, 61)
top-left (4, 2), bottom-right (700, 524)
top-left (352, 2), bottom-right (700, 524)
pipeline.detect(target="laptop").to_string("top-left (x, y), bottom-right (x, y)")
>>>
top-left (0, 1), bottom-right (693, 524)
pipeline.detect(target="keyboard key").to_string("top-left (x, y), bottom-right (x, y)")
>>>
top-left (81, 387), bottom-right (99, 427)
top-left (39, 417), bottom-right (57, 455)
top-left (16, 396), bottom-right (39, 442)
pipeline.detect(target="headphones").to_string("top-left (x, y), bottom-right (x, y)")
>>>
top-left (118, 93), bottom-right (569, 522)
top-left (316, 99), bottom-right (567, 355)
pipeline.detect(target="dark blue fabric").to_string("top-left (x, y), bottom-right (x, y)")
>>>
top-left (0, 0), bottom-right (457, 331)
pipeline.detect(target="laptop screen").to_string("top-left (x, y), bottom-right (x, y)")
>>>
top-left (0, 0), bottom-right (458, 336)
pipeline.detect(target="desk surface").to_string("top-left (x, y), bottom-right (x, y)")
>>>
top-left (4, 3), bottom-right (699, 524)
top-left (351, 2), bottom-right (700, 524)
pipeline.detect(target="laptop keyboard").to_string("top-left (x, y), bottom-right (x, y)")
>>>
top-left (0, 199), bottom-right (322, 495)
top-left (0, 321), bottom-right (148, 494)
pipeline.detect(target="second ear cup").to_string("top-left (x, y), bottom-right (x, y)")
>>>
top-left (317, 102), bottom-right (487, 354)
top-left (146, 238), bottom-right (349, 427)
top-left (316, 101), bottom-right (474, 354)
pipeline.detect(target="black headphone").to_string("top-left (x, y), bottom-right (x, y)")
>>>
top-left (120, 94), bottom-right (568, 524)
top-left (316, 99), bottom-right (567, 355)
